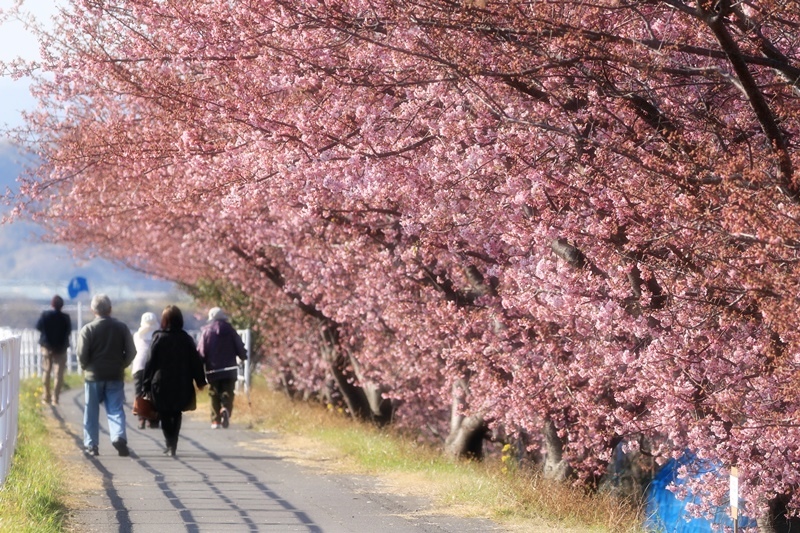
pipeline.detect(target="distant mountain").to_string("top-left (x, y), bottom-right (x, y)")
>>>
top-left (0, 140), bottom-right (178, 300)
top-left (0, 142), bottom-right (32, 193)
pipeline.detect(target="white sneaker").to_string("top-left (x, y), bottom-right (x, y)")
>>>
top-left (211, 422), bottom-right (220, 429)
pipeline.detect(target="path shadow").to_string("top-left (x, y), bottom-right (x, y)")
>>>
top-left (54, 390), bottom-right (323, 533)
top-left (52, 401), bottom-right (133, 531)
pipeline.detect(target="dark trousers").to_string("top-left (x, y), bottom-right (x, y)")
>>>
top-left (133, 370), bottom-right (145, 396)
top-left (209, 378), bottom-right (236, 423)
top-left (160, 411), bottom-right (182, 450)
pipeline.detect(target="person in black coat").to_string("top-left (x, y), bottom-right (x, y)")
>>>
top-left (143, 305), bottom-right (206, 457)
top-left (35, 294), bottom-right (72, 405)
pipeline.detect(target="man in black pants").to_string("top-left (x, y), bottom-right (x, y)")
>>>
top-left (197, 307), bottom-right (247, 429)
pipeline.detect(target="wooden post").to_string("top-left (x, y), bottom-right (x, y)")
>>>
top-left (730, 466), bottom-right (739, 533)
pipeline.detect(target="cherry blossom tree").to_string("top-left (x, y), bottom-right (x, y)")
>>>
top-left (4, 0), bottom-right (800, 521)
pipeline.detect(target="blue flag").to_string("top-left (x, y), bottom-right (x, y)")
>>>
top-left (68, 276), bottom-right (89, 299)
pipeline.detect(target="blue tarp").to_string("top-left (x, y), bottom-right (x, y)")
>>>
top-left (644, 453), bottom-right (758, 532)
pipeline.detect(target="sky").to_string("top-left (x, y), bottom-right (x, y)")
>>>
top-left (0, 1), bottom-right (178, 299)
top-left (0, 0), bottom-right (60, 132)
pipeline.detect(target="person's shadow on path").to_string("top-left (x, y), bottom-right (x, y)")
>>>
top-left (50, 391), bottom-right (323, 533)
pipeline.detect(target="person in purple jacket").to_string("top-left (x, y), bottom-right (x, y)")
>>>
top-left (197, 307), bottom-right (247, 429)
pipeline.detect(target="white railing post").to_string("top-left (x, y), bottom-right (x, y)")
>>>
top-left (10, 328), bottom-right (42, 380)
top-left (0, 328), bottom-right (81, 379)
top-left (236, 329), bottom-right (252, 395)
top-left (244, 328), bottom-right (252, 395)
top-left (5, 327), bottom-right (250, 385)
top-left (0, 335), bottom-right (22, 486)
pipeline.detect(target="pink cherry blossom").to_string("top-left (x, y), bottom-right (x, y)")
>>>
top-left (4, 0), bottom-right (800, 521)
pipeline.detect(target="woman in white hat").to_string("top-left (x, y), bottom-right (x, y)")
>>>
top-left (132, 311), bottom-right (159, 429)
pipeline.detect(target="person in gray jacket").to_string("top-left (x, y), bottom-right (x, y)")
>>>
top-left (77, 294), bottom-right (136, 457)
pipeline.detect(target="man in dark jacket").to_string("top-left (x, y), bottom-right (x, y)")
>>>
top-left (35, 294), bottom-right (72, 405)
top-left (77, 294), bottom-right (136, 456)
top-left (197, 307), bottom-right (247, 429)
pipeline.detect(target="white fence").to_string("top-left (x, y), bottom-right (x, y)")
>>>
top-left (0, 328), bottom-right (81, 379)
top-left (0, 335), bottom-right (21, 486)
top-left (0, 327), bottom-right (252, 393)
top-left (236, 329), bottom-right (253, 395)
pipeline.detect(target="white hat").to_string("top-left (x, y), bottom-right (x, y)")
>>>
top-left (140, 312), bottom-right (159, 328)
top-left (208, 307), bottom-right (227, 321)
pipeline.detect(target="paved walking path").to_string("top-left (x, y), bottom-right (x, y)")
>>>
top-left (48, 384), bottom-right (504, 533)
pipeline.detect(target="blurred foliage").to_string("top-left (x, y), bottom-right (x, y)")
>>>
top-left (182, 279), bottom-right (265, 363)
top-left (182, 279), bottom-right (253, 329)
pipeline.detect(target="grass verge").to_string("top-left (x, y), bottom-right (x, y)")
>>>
top-left (0, 379), bottom-right (67, 533)
top-left (231, 374), bottom-right (646, 533)
top-left (11, 371), bottom-right (643, 532)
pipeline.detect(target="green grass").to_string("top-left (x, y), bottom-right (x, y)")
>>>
top-left (236, 374), bottom-right (646, 533)
top-left (0, 379), bottom-right (68, 533)
top-left (2, 371), bottom-right (644, 532)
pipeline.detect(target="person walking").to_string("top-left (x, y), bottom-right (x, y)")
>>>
top-left (35, 294), bottom-right (72, 406)
top-left (77, 294), bottom-right (136, 457)
top-left (132, 312), bottom-right (160, 429)
top-left (143, 305), bottom-right (206, 457)
top-left (197, 307), bottom-right (247, 429)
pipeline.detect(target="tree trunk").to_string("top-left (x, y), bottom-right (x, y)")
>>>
top-left (316, 319), bottom-right (394, 423)
top-left (444, 377), bottom-right (488, 459)
top-left (319, 334), bottom-right (370, 420)
top-left (542, 420), bottom-right (571, 481)
top-left (360, 379), bottom-right (394, 424)
top-left (758, 516), bottom-right (777, 533)
top-left (348, 350), bottom-right (395, 425)
top-left (235, 253), bottom-right (391, 424)
top-left (757, 494), bottom-right (800, 533)
top-left (598, 437), bottom-right (656, 500)
top-left (445, 414), bottom-right (487, 459)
